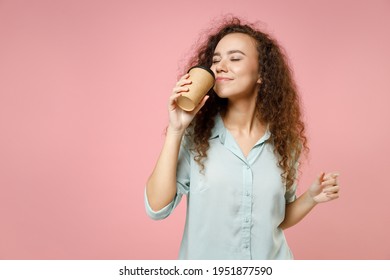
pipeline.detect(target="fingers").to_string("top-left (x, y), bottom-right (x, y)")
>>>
top-left (322, 172), bottom-right (339, 186)
top-left (323, 185), bottom-right (340, 194)
top-left (323, 172), bottom-right (339, 181)
top-left (168, 92), bottom-right (182, 111)
top-left (169, 74), bottom-right (192, 110)
top-left (318, 172), bottom-right (325, 183)
top-left (321, 172), bottom-right (340, 199)
top-left (322, 177), bottom-right (338, 187)
top-left (172, 73), bottom-right (192, 95)
top-left (325, 192), bottom-right (340, 200)
top-left (176, 73), bottom-right (191, 86)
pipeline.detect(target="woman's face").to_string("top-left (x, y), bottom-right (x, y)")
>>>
top-left (210, 33), bottom-right (261, 100)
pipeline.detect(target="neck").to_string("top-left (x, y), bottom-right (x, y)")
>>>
top-left (223, 96), bottom-right (262, 134)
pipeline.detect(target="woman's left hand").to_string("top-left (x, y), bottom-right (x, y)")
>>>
top-left (309, 172), bottom-right (340, 204)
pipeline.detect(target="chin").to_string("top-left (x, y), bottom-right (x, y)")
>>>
top-left (214, 88), bottom-right (231, 99)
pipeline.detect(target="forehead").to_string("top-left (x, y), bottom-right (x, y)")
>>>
top-left (214, 33), bottom-right (258, 54)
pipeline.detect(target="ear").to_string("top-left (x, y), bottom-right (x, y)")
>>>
top-left (256, 70), bottom-right (262, 84)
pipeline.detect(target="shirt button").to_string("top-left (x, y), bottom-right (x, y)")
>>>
top-left (246, 192), bottom-right (250, 196)
top-left (245, 217), bottom-right (249, 222)
top-left (244, 244), bottom-right (249, 249)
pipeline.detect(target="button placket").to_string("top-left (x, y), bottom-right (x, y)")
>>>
top-left (241, 164), bottom-right (253, 258)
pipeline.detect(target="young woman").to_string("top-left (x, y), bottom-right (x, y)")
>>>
top-left (145, 17), bottom-right (340, 260)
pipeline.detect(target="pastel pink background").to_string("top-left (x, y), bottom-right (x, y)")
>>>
top-left (1, 0), bottom-right (389, 259)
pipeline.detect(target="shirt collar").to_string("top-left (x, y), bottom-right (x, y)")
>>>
top-left (210, 113), bottom-right (226, 140)
top-left (210, 113), bottom-right (271, 145)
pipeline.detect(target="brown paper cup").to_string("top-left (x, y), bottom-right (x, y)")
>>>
top-left (176, 66), bottom-right (215, 111)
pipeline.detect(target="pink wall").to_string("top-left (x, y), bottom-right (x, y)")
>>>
top-left (1, 0), bottom-right (389, 259)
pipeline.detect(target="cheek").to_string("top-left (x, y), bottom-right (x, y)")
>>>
top-left (213, 83), bottom-right (231, 96)
top-left (250, 64), bottom-right (260, 80)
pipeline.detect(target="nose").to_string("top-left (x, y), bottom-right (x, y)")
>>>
top-left (215, 59), bottom-right (227, 73)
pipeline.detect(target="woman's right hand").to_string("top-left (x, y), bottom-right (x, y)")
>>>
top-left (168, 73), bottom-right (209, 134)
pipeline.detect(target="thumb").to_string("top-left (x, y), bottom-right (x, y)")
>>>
top-left (192, 95), bottom-right (209, 115)
top-left (317, 172), bottom-right (325, 184)
top-left (311, 172), bottom-right (325, 194)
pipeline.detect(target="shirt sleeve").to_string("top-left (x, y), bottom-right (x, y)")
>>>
top-left (144, 136), bottom-right (191, 220)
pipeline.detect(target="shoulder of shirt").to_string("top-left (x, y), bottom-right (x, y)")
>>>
top-left (209, 113), bottom-right (225, 139)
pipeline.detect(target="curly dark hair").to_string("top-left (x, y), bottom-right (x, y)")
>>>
top-left (182, 16), bottom-right (308, 189)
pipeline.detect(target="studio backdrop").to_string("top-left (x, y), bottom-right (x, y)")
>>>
top-left (0, 0), bottom-right (389, 259)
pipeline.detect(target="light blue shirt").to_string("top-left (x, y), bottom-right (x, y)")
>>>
top-left (145, 114), bottom-right (297, 259)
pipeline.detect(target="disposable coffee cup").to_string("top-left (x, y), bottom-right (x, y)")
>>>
top-left (176, 65), bottom-right (215, 112)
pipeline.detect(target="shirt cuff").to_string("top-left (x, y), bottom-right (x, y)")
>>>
top-left (286, 194), bottom-right (297, 204)
top-left (285, 183), bottom-right (298, 204)
top-left (144, 188), bottom-right (175, 220)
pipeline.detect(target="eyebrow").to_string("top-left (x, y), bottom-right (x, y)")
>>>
top-left (213, 50), bottom-right (246, 57)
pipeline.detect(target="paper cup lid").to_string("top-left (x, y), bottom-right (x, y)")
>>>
top-left (187, 65), bottom-right (215, 79)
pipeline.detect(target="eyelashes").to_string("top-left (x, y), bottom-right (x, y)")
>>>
top-left (212, 57), bottom-right (242, 64)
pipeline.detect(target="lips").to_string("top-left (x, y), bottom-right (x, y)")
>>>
top-left (216, 77), bottom-right (233, 82)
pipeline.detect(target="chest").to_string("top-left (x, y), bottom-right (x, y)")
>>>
top-left (189, 140), bottom-right (285, 199)
top-left (228, 128), bottom-right (266, 158)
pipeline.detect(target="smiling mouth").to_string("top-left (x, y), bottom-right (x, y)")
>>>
top-left (216, 77), bottom-right (233, 82)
